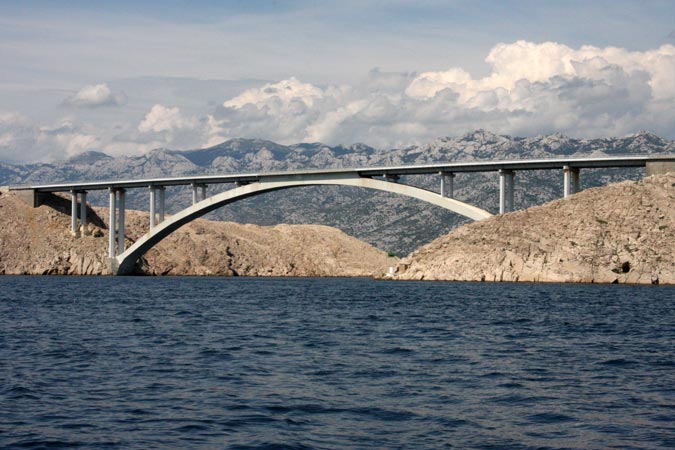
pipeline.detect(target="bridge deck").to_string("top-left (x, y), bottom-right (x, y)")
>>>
top-left (9, 155), bottom-right (675, 193)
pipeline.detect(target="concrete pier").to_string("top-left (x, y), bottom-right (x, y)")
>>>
top-left (80, 191), bottom-right (88, 230)
top-left (499, 169), bottom-right (515, 214)
top-left (191, 183), bottom-right (207, 204)
top-left (149, 186), bottom-right (156, 229)
top-left (192, 183), bottom-right (199, 205)
top-left (440, 172), bottom-right (455, 198)
top-left (108, 188), bottom-right (117, 257)
top-left (563, 166), bottom-right (580, 197)
top-left (646, 161), bottom-right (675, 176)
top-left (158, 187), bottom-right (165, 223)
top-left (117, 189), bottom-right (125, 254)
top-left (70, 190), bottom-right (78, 234)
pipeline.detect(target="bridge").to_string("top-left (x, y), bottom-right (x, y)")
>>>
top-left (9, 155), bottom-right (675, 275)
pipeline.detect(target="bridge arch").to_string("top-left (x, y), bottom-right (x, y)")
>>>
top-left (114, 173), bottom-right (492, 274)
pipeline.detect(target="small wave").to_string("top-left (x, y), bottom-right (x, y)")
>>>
top-left (12, 439), bottom-right (87, 449)
top-left (221, 414), bottom-right (278, 429)
top-left (436, 417), bottom-right (471, 428)
top-left (229, 443), bottom-right (315, 450)
top-left (253, 350), bottom-right (274, 356)
top-left (126, 408), bottom-right (152, 415)
top-left (60, 423), bottom-right (96, 430)
top-left (381, 347), bottom-right (415, 355)
top-left (491, 394), bottom-right (547, 405)
top-left (199, 348), bottom-right (233, 360)
top-left (598, 358), bottom-right (638, 367)
top-left (479, 371), bottom-right (505, 379)
top-left (173, 423), bottom-right (211, 432)
top-left (526, 412), bottom-right (577, 424)
top-left (263, 404), bottom-right (415, 422)
top-left (265, 404), bottom-right (340, 414)
top-left (307, 369), bottom-right (337, 376)
top-left (5, 385), bottom-right (40, 400)
top-left (351, 369), bottom-right (398, 378)
top-left (352, 406), bottom-right (417, 421)
top-left (651, 413), bottom-right (675, 422)
top-left (497, 382), bottom-right (524, 389)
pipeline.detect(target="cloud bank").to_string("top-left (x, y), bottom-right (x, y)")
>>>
top-left (214, 41), bottom-right (675, 148)
top-left (2, 41), bottom-right (675, 163)
top-left (0, 112), bottom-right (100, 163)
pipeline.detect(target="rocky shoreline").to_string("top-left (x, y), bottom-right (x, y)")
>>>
top-left (0, 191), bottom-right (389, 277)
top-left (393, 173), bottom-right (675, 285)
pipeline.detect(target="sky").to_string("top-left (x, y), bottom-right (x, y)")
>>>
top-left (1, 0), bottom-right (674, 163)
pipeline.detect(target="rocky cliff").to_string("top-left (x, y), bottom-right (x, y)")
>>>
top-left (394, 173), bottom-right (675, 284)
top-left (0, 191), bottom-right (389, 276)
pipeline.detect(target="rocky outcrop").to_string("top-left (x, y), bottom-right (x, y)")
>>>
top-left (394, 173), bottom-right (675, 284)
top-left (0, 191), bottom-right (388, 276)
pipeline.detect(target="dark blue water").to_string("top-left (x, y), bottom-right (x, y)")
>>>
top-left (1, 277), bottom-right (675, 449)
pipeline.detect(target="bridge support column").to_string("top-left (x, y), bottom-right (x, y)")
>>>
top-left (191, 183), bottom-right (207, 204)
top-left (192, 183), bottom-right (199, 205)
top-left (80, 191), bottom-right (88, 231)
top-left (117, 189), bottom-right (125, 255)
top-left (440, 172), bottom-right (455, 198)
top-left (108, 188), bottom-right (117, 258)
top-left (563, 166), bottom-right (580, 197)
top-left (499, 169), bottom-right (515, 214)
top-left (149, 186), bottom-right (156, 229)
top-left (70, 190), bottom-right (79, 235)
top-left (158, 187), bottom-right (165, 223)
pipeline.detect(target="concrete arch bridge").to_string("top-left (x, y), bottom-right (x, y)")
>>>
top-left (9, 156), bottom-right (675, 275)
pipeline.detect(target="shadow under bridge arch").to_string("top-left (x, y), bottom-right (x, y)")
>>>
top-left (114, 173), bottom-right (492, 275)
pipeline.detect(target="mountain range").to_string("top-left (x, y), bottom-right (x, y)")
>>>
top-left (2, 130), bottom-right (674, 255)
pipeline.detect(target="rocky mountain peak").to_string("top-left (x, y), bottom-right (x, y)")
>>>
top-left (66, 150), bottom-right (112, 165)
top-left (625, 130), bottom-right (669, 148)
top-left (458, 129), bottom-right (507, 144)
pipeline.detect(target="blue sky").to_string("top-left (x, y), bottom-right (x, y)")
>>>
top-left (3, 0), bottom-right (673, 84)
top-left (1, 0), bottom-right (674, 162)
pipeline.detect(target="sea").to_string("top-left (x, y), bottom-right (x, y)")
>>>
top-left (1, 276), bottom-right (675, 449)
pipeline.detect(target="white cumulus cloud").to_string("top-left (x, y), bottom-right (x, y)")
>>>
top-left (138, 104), bottom-right (195, 133)
top-left (406, 41), bottom-right (675, 104)
top-left (136, 104), bottom-right (223, 150)
top-left (224, 77), bottom-right (328, 109)
top-left (64, 83), bottom-right (125, 108)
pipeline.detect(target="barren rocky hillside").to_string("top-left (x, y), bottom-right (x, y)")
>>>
top-left (394, 173), bottom-right (675, 284)
top-left (0, 190), bottom-right (389, 276)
